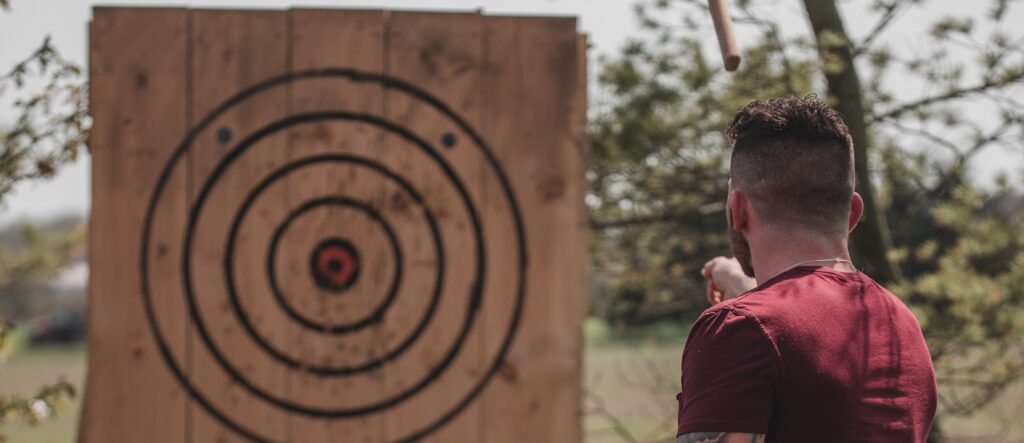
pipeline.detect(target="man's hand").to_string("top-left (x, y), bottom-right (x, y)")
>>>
top-left (701, 256), bottom-right (757, 305)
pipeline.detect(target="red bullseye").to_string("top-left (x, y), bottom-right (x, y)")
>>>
top-left (310, 238), bottom-right (360, 292)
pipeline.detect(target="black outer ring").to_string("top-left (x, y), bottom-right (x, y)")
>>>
top-left (226, 157), bottom-right (445, 375)
top-left (139, 69), bottom-right (527, 443)
top-left (267, 196), bottom-right (400, 331)
top-left (202, 116), bottom-right (463, 400)
top-left (309, 237), bottom-right (361, 292)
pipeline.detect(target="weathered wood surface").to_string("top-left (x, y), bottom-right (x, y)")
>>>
top-left (84, 7), bottom-right (586, 442)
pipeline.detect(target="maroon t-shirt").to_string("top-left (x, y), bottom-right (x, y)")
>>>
top-left (676, 266), bottom-right (937, 442)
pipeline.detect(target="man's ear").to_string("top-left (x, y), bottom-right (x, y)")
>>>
top-left (729, 188), bottom-right (750, 232)
top-left (848, 192), bottom-right (864, 232)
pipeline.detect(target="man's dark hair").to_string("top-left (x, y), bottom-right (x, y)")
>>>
top-left (727, 96), bottom-right (855, 233)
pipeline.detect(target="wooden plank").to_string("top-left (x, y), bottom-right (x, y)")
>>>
top-left (381, 11), bottom-right (484, 442)
top-left (82, 10), bottom-right (586, 443)
top-left (287, 9), bottom-right (388, 443)
top-left (570, 30), bottom-right (590, 440)
top-left (479, 16), bottom-right (585, 443)
top-left (186, 9), bottom-right (290, 442)
top-left (80, 7), bottom-right (189, 443)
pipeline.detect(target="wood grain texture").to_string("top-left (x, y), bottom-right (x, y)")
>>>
top-left (84, 8), bottom-right (585, 443)
top-left (287, 9), bottom-right (388, 443)
top-left (381, 11), bottom-right (485, 443)
top-left (81, 8), bottom-right (189, 443)
top-left (187, 9), bottom-right (290, 442)
top-left (479, 15), bottom-right (586, 443)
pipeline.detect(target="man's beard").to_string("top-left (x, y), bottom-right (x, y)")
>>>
top-left (726, 206), bottom-right (756, 278)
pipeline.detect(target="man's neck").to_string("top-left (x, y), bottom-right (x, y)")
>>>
top-left (749, 227), bottom-right (856, 284)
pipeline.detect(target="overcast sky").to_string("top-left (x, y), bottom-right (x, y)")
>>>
top-left (0, 0), bottom-right (1020, 225)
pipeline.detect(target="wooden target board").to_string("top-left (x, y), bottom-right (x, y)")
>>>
top-left (81, 8), bottom-right (587, 443)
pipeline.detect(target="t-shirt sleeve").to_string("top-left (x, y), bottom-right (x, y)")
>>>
top-left (676, 306), bottom-right (782, 437)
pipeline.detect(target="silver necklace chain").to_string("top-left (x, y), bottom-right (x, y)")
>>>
top-left (774, 257), bottom-right (856, 280)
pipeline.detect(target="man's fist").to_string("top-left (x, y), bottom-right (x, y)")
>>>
top-left (701, 256), bottom-right (757, 305)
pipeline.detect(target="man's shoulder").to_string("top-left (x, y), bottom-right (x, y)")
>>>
top-left (701, 268), bottom-right (923, 344)
top-left (706, 275), bottom-right (800, 319)
top-left (724, 267), bottom-right (872, 311)
top-left (696, 268), bottom-right (858, 334)
top-left (690, 296), bottom-right (777, 346)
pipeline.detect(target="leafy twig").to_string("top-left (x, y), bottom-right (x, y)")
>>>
top-left (853, 0), bottom-right (910, 57)
top-left (868, 73), bottom-right (1024, 123)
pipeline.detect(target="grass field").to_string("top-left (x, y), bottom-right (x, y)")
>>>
top-left (1, 320), bottom-right (1021, 442)
top-left (0, 343), bottom-right (86, 443)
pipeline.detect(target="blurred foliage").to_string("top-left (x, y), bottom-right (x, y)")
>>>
top-left (0, 370), bottom-right (75, 443)
top-left (0, 36), bottom-right (88, 200)
top-left (0, 4), bottom-right (87, 438)
top-left (0, 223), bottom-right (80, 439)
top-left (588, 0), bottom-right (1024, 434)
top-left (0, 219), bottom-right (85, 321)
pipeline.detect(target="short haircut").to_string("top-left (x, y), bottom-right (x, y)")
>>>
top-left (727, 96), bottom-right (855, 233)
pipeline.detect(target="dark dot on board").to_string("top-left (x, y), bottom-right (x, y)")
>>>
top-left (217, 127), bottom-right (233, 144)
top-left (441, 132), bottom-right (456, 148)
top-left (327, 258), bottom-right (342, 272)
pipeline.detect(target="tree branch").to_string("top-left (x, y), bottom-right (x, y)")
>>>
top-left (868, 73), bottom-right (1024, 124)
top-left (852, 0), bottom-right (909, 57)
top-left (921, 119), bottom-right (1018, 203)
top-left (590, 202), bottom-right (724, 230)
top-left (880, 120), bottom-right (960, 155)
top-left (734, 1), bottom-right (800, 94)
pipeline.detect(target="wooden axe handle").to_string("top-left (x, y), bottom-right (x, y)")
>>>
top-left (708, 0), bottom-right (741, 72)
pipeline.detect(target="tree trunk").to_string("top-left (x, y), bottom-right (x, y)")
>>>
top-left (801, 0), bottom-right (901, 283)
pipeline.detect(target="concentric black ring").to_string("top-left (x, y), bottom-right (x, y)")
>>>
top-left (140, 69), bottom-right (528, 443)
top-left (191, 115), bottom-right (471, 410)
top-left (239, 156), bottom-right (423, 336)
top-left (267, 196), bottom-right (400, 330)
top-left (224, 155), bottom-right (445, 375)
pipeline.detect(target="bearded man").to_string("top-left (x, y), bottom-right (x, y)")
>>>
top-left (675, 97), bottom-right (937, 443)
